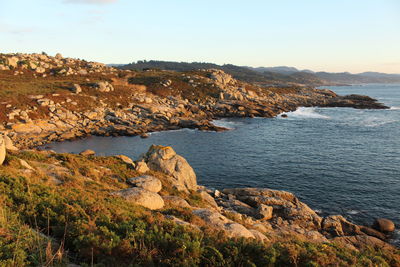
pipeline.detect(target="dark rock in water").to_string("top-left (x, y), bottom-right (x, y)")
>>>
top-left (322, 94), bottom-right (389, 109)
top-left (79, 149), bottom-right (95, 156)
top-left (373, 218), bottom-right (396, 233)
top-left (281, 114), bottom-right (288, 118)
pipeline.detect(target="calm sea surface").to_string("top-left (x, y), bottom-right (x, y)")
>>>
top-left (44, 84), bottom-right (400, 242)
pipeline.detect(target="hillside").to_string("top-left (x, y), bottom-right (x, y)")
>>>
top-left (119, 60), bottom-right (329, 87)
top-left (120, 61), bottom-right (400, 85)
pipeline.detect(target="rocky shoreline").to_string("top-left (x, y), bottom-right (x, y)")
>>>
top-left (0, 53), bottom-right (388, 149)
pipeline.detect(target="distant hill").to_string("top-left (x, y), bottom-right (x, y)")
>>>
top-left (315, 71), bottom-right (400, 84)
top-left (118, 60), bottom-right (400, 86)
top-left (119, 60), bottom-right (327, 86)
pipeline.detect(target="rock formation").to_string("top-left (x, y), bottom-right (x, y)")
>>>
top-left (0, 135), bottom-right (6, 165)
top-left (112, 187), bottom-right (164, 210)
top-left (144, 145), bottom-right (197, 192)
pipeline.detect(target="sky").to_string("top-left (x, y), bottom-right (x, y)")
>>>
top-left (1, 0), bottom-right (399, 74)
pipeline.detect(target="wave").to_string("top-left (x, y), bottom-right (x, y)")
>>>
top-left (212, 119), bottom-right (243, 129)
top-left (282, 107), bottom-right (330, 119)
top-left (390, 106), bottom-right (400, 110)
top-left (346, 210), bottom-right (360, 215)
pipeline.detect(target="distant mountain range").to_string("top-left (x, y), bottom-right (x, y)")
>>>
top-left (115, 61), bottom-right (400, 86)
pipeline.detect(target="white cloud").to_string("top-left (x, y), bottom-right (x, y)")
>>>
top-left (64, 0), bottom-right (117, 4)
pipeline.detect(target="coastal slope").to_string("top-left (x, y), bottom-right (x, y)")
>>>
top-left (0, 143), bottom-right (398, 266)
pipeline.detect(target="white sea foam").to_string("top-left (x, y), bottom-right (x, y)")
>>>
top-left (346, 210), bottom-right (359, 215)
top-left (390, 106), bottom-right (400, 110)
top-left (359, 117), bottom-right (398, 127)
top-left (283, 107), bottom-right (330, 119)
top-left (212, 119), bottom-right (242, 129)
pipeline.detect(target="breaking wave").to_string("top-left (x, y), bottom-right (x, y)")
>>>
top-left (283, 107), bottom-right (330, 119)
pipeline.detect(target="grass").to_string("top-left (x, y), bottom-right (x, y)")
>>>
top-left (0, 150), bottom-right (399, 266)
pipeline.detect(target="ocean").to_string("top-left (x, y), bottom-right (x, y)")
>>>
top-left (44, 84), bottom-right (400, 243)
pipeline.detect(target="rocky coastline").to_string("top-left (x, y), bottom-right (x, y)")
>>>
top-left (0, 53), bottom-right (388, 149)
top-left (0, 52), bottom-right (398, 265)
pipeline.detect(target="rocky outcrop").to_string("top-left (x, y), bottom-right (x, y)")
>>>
top-left (0, 135), bottom-right (6, 165)
top-left (79, 149), bottom-right (95, 156)
top-left (321, 215), bottom-right (362, 237)
top-left (221, 188), bottom-right (322, 230)
top-left (193, 208), bottom-right (256, 239)
top-left (96, 81), bottom-right (114, 92)
top-left (144, 145), bottom-right (197, 192)
top-left (111, 187), bottom-right (164, 210)
top-left (127, 175), bottom-right (162, 193)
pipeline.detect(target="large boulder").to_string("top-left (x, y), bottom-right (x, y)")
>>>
top-left (0, 135), bottom-right (6, 165)
top-left (193, 208), bottom-right (255, 239)
top-left (127, 175), bottom-right (162, 193)
top-left (3, 135), bottom-right (18, 151)
top-left (162, 196), bottom-right (191, 208)
top-left (80, 149), bottom-right (95, 156)
top-left (135, 160), bottom-right (150, 173)
top-left (144, 145), bottom-right (197, 192)
top-left (209, 69), bottom-right (233, 86)
top-left (321, 215), bottom-right (361, 237)
top-left (96, 81), bottom-right (114, 92)
top-left (6, 57), bottom-right (19, 68)
top-left (111, 187), bottom-right (164, 210)
top-left (222, 188), bottom-right (322, 229)
top-left (373, 218), bottom-right (395, 233)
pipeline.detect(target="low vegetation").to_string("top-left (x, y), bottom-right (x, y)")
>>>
top-left (0, 150), bottom-right (399, 266)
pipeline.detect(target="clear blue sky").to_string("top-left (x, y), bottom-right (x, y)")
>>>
top-left (1, 0), bottom-right (399, 73)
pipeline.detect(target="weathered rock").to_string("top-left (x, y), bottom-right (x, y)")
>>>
top-left (79, 149), bottom-right (95, 156)
top-left (321, 215), bottom-right (361, 237)
top-left (144, 145), bottom-right (197, 192)
top-left (373, 218), bottom-right (395, 233)
top-left (165, 215), bottom-right (199, 229)
top-left (224, 223), bottom-right (255, 239)
top-left (6, 57), bottom-right (19, 68)
top-left (162, 196), bottom-right (191, 208)
top-left (116, 155), bottom-right (134, 165)
top-left (135, 160), bottom-right (150, 173)
top-left (256, 204), bottom-right (273, 220)
top-left (209, 69), bottom-right (233, 86)
top-left (19, 159), bottom-right (34, 170)
top-left (223, 188), bottom-right (322, 229)
top-left (3, 135), bottom-right (18, 151)
top-left (249, 229), bottom-right (269, 242)
top-left (0, 135), bottom-right (6, 165)
top-left (96, 81), bottom-right (114, 92)
top-left (127, 175), bottom-right (162, 193)
top-left (360, 226), bottom-right (387, 240)
top-left (198, 190), bottom-right (218, 208)
top-left (193, 208), bottom-right (255, 239)
top-left (111, 187), bottom-right (164, 210)
top-left (72, 84), bottom-right (82, 94)
top-left (333, 235), bottom-right (394, 251)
